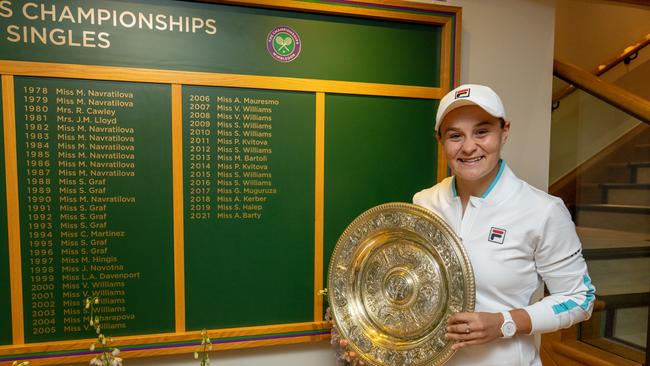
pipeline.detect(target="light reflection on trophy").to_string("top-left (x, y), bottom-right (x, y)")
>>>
top-left (328, 203), bottom-right (475, 366)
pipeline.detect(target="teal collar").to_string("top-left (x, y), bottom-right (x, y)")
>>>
top-left (451, 159), bottom-right (505, 199)
top-left (451, 176), bottom-right (458, 197)
top-left (481, 159), bottom-right (505, 198)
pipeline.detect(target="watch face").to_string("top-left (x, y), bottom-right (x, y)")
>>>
top-left (503, 321), bottom-right (516, 337)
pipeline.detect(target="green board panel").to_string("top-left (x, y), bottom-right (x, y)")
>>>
top-left (0, 78), bottom-right (12, 345)
top-left (323, 94), bottom-right (438, 290)
top-left (0, 0), bottom-right (441, 87)
top-left (14, 77), bottom-right (174, 342)
top-left (183, 86), bottom-right (315, 329)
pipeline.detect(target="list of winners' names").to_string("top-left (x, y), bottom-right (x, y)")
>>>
top-left (19, 80), bottom-right (140, 340)
top-left (187, 93), bottom-right (278, 221)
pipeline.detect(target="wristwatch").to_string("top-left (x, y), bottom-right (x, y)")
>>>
top-left (500, 311), bottom-right (517, 338)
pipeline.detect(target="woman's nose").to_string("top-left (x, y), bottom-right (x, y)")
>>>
top-left (460, 138), bottom-right (478, 154)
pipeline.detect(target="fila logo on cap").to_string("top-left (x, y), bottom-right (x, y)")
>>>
top-left (488, 227), bottom-right (506, 244)
top-left (455, 88), bottom-right (470, 99)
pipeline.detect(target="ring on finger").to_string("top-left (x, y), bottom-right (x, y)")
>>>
top-left (465, 324), bottom-right (471, 334)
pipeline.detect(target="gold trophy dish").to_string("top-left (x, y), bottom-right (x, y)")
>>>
top-left (328, 203), bottom-right (475, 366)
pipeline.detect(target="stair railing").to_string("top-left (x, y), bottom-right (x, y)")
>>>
top-left (553, 59), bottom-right (650, 125)
top-left (553, 34), bottom-right (650, 108)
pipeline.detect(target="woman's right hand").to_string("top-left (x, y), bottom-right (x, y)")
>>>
top-left (336, 338), bottom-right (364, 365)
top-left (329, 318), bottom-right (364, 365)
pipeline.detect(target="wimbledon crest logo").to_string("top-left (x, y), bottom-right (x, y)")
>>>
top-left (267, 26), bottom-right (301, 62)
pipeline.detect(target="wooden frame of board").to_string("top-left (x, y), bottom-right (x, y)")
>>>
top-left (0, 0), bottom-right (461, 364)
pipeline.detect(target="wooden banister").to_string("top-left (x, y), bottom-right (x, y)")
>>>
top-left (606, 0), bottom-right (650, 6)
top-left (553, 59), bottom-right (650, 124)
top-left (553, 34), bottom-right (650, 103)
top-left (551, 340), bottom-right (641, 366)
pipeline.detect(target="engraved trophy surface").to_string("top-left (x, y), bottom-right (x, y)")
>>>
top-left (328, 203), bottom-right (475, 366)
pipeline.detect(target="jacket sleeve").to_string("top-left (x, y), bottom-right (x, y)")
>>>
top-left (522, 198), bottom-right (596, 334)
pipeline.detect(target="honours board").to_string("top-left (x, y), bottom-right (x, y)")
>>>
top-left (182, 86), bottom-right (315, 330)
top-left (14, 77), bottom-right (175, 342)
top-left (0, 79), bottom-right (12, 346)
top-left (324, 94), bottom-right (438, 288)
top-left (0, 0), bottom-right (460, 363)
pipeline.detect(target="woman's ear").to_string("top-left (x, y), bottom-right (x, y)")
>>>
top-left (501, 121), bottom-right (511, 144)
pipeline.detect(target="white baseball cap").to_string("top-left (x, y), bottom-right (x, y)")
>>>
top-left (435, 84), bottom-right (506, 132)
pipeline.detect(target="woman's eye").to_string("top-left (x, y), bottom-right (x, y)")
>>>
top-left (448, 134), bottom-right (461, 140)
top-left (475, 129), bottom-right (488, 136)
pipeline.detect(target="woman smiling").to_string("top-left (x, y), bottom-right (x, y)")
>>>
top-left (412, 84), bottom-right (595, 366)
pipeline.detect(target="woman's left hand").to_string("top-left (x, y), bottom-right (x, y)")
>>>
top-left (445, 312), bottom-right (504, 350)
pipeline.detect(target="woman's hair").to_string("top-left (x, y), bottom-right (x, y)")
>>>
top-left (436, 117), bottom-right (506, 139)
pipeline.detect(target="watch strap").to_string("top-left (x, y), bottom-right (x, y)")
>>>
top-left (501, 311), bottom-right (513, 322)
top-left (500, 311), bottom-right (516, 338)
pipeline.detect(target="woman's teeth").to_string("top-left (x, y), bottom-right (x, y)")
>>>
top-left (459, 157), bottom-right (483, 163)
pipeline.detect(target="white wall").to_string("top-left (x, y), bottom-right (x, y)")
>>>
top-left (98, 1), bottom-right (556, 365)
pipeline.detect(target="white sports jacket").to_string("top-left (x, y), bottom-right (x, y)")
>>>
top-left (413, 161), bottom-right (595, 366)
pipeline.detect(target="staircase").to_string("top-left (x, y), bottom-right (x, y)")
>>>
top-left (572, 125), bottom-right (650, 362)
